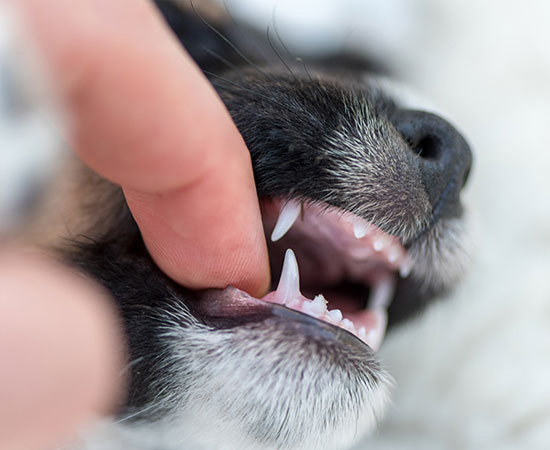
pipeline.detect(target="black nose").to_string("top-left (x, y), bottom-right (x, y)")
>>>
top-left (391, 110), bottom-right (473, 220)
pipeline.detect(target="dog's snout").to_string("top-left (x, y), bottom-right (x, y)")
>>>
top-left (392, 110), bottom-right (473, 219)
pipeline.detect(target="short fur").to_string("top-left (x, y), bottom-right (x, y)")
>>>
top-left (22, 1), bottom-right (473, 449)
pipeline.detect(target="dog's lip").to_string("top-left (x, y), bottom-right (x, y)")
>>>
top-left (194, 286), bottom-right (375, 351)
top-left (194, 247), bottom-right (387, 351)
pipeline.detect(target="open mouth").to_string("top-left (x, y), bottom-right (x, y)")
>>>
top-left (259, 198), bottom-right (414, 351)
top-left (196, 198), bottom-right (415, 352)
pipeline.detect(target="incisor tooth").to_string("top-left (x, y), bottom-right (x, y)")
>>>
top-left (388, 246), bottom-right (400, 263)
top-left (275, 249), bottom-right (301, 305)
top-left (353, 221), bottom-right (369, 239)
top-left (373, 239), bottom-right (385, 252)
top-left (342, 318), bottom-right (354, 329)
top-left (302, 295), bottom-right (327, 317)
top-left (327, 309), bottom-right (343, 322)
top-left (311, 295), bottom-right (328, 314)
top-left (271, 200), bottom-right (301, 242)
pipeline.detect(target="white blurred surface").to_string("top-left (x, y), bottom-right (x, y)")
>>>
top-left (0, 6), bottom-right (60, 234)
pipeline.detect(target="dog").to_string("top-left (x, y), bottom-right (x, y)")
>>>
top-left (2, 1), bottom-right (473, 449)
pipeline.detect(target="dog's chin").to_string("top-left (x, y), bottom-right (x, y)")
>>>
top-left (165, 291), bottom-right (391, 450)
top-left (111, 287), bottom-right (392, 450)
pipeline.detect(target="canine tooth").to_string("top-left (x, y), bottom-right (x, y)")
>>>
top-left (275, 249), bottom-right (301, 305)
top-left (368, 275), bottom-right (396, 310)
top-left (327, 309), bottom-right (343, 322)
top-left (303, 295), bottom-right (327, 316)
top-left (353, 221), bottom-right (369, 239)
top-left (271, 200), bottom-right (301, 242)
top-left (365, 309), bottom-right (388, 352)
top-left (358, 326), bottom-right (367, 337)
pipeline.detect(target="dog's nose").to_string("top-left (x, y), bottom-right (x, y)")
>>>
top-left (391, 110), bottom-right (473, 219)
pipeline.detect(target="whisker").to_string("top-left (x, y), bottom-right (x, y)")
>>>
top-left (189, 0), bottom-right (270, 79)
top-left (202, 47), bottom-right (239, 72)
top-left (266, 23), bottom-right (297, 81)
top-left (221, 0), bottom-right (274, 63)
top-left (296, 56), bottom-right (314, 82)
top-left (113, 399), bottom-right (164, 425)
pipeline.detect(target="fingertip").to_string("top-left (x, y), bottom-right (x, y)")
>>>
top-left (0, 251), bottom-right (125, 450)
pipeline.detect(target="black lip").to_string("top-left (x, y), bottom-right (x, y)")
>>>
top-left (194, 288), bottom-right (373, 353)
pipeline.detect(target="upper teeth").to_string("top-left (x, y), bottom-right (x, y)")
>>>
top-left (353, 221), bottom-right (369, 239)
top-left (271, 200), bottom-right (301, 242)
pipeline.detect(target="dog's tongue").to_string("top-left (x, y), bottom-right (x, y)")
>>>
top-left (195, 250), bottom-right (388, 351)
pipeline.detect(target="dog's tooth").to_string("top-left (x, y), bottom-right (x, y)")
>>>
top-left (311, 295), bottom-right (328, 315)
top-left (302, 295), bottom-right (327, 317)
top-left (368, 275), bottom-right (396, 310)
top-left (342, 318), bottom-right (354, 329)
top-left (373, 238), bottom-right (385, 252)
top-left (358, 326), bottom-right (367, 338)
top-left (271, 200), bottom-right (301, 242)
top-left (327, 309), bottom-right (343, 322)
top-left (275, 249), bottom-right (301, 305)
top-left (365, 309), bottom-right (388, 352)
top-left (399, 258), bottom-right (413, 278)
top-left (353, 221), bottom-right (369, 239)
top-left (387, 246), bottom-right (400, 263)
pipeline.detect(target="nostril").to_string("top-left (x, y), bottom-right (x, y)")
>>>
top-left (411, 135), bottom-right (442, 161)
top-left (391, 109), bottom-right (473, 220)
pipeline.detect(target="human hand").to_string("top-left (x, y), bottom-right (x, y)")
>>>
top-left (1, 0), bottom-right (270, 448)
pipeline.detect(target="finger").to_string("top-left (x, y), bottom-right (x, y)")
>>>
top-left (0, 252), bottom-right (124, 450)
top-left (14, 0), bottom-right (270, 296)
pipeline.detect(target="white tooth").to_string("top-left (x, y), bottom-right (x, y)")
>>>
top-left (327, 309), bottom-right (343, 322)
top-left (399, 258), bottom-right (413, 278)
top-left (275, 249), bottom-right (301, 305)
top-left (388, 246), bottom-right (400, 263)
top-left (368, 275), bottom-right (396, 310)
top-left (358, 326), bottom-right (367, 337)
top-left (311, 295), bottom-right (328, 314)
top-left (353, 221), bottom-right (369, 239)
top-left (373, 238), bottom-right (385, 252)
top-left (302, 295), bottom-right (327, 317)
top-left (365, 309), bottom-right (388, 351)
top-left (271, 200), bottom-right (301, 242)
top-left (342, 318), bottom-right (354, 329)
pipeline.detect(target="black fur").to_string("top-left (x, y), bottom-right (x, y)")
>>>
top-left (64, 2), bottom-right (473, 448)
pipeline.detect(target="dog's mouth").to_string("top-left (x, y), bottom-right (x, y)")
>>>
top-left (261, 198), bottom-right (413, 350)
top-left (196, 197), bottom-right (415, 352)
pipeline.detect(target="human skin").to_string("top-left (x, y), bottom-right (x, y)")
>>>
top-left (0, 0), bottom-right (271, 448)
